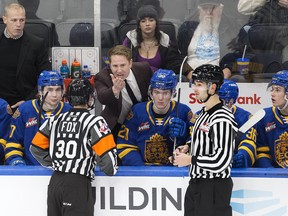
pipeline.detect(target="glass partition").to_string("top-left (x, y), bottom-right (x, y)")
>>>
top-left (2, 0), bottom-right (286, 83)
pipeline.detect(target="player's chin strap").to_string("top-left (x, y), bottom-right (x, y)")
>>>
top-left (200, 82), bottom-right (215, 103)
top-left (38, 91), bottom-right (49, 128)
top-left (278, 94), bottom-right (288, 111)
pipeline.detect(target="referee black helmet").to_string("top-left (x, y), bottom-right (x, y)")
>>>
top-left (67, 79), bottom-right (95, 107)
top-left (192, 64), bottom-right (224, 91)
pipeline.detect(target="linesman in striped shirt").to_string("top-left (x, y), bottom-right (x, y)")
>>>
top-left (172, 64), bottom-right (238, 216)
top-left (31, 79), bottom-right (118, 216)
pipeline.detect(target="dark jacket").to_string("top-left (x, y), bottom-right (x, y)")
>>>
top-left (95, 62), bottom-right (153, 129)
top-left (0, 30), bottom-right (51, 105)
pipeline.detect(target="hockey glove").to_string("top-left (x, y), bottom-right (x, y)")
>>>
top-left (10, 158), bottom-right (26, 166)
top-left (169, 117), bottom-right (187, 138)
top-left (232, 150), bottom-right (249, 168)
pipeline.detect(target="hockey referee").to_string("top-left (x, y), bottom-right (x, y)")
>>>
top-left (31, 79), bottom-right (118, 216)
top-left (172, 64), bottom-right (238, 216)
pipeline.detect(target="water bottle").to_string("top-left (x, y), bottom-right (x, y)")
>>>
top-left (71, 59), bottom-right (81, 79)
top-left (60, 60), bottom-right (70, 78)
top-left (82, 65), bottom-right (91, 79)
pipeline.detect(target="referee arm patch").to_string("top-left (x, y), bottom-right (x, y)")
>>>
top-left (32, 131), bottom-right (49, 150)
top-left (92, 134), bottom-right (116, 156)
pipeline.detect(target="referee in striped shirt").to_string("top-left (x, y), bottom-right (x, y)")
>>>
top-left (31, 79), bottom-right (118, 216)
top-left (172, 64), bottom-right (238, 216)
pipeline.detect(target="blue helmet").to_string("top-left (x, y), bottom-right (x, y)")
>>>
top-left (150, 69), bottom-right (177, 90)
top-left (218, 79), bottom-right (239, 104)
top-left (268, 70), bottom-right (288, 93)
top-left (37, 70), bottom-right (64, 92)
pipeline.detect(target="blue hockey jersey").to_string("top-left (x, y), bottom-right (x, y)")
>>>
top-left (254, 107), bottom-right (288, 168)
top-left (117, 100), bottom-right (193, 166)
top-left (237, 106), bottom-right (288, 168)
top-left (5, 99), bottom-right (71, 165)
top-left (0, 98), bottom-right (13, 164)
top-left (231, 105), bottom-right (252, 129)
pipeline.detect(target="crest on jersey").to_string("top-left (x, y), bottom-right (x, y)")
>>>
top-left (275, 132), bottom-right (288, 168)
top-left (145, 134), bottom-right (169, 165)
top-left (138, 122), bottom-right (150, 132)
top-left (265, 122), bottom-right (276, 132)
top-left (26, 117), bottom-right (38, 128)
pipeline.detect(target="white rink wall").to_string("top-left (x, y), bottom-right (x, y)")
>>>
top-left (1, 166), bottom-right (288, 216)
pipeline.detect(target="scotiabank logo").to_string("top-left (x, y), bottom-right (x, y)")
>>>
top-left (237, 94), bottom-right (261, 104)
top-left (188, 93), bottom-right (261, 104)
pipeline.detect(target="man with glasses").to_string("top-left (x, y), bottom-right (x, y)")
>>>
top-left (117, 69), bottom-right (193, 165)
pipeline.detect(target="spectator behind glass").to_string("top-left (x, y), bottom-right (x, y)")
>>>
top-left (101, 0), bottom-right (138, 49)
top-left (0, 98), bottom-right (13, 165)
top-left (220, 0), bottom-right (288, 82)
top-left (101, 0), bottom-right (165, 50)
top-left (177, 1), bottom-right (224, 80)
top-left (233, 70), bottom-right (288, 168)
top-left (69, 22), bottom-right (94, 47)
top-left (5, 70), bottom-right (71, 166)
top-left (17, 0), bottom-right (60, 46)
top-left (117, 69), bottom-right (193, 166)
top-left (238, 0), bottom-right (288, 15)
top-left (94, 45), bottom-right (153, 140)
top-left (122, 5), bottom-right (188, 77)
top-left (0, 3), bottom-right (51, 111)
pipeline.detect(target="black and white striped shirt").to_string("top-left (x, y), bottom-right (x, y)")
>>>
top-left (31, 108), bottom-right (118, 179)
top-left (189, 103), bottom-right (238, 179)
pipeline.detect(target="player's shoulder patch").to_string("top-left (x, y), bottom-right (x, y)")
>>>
top-left (12, 109), bottom-right (21, 119)
top-left (187, 110), bottom-right (193, 121)
top-left (191, 113), bottom-right (198, 124)
top-left (6, 104), bottom-right (13, 115)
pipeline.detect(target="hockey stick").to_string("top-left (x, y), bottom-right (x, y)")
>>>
top-left (172, 56), bottom-right (188, 161)
top-left (234, 109), bottom-right (265, 152)
top-left (238, 109), bottom-right (265, 134)
top-left (38, 91), bottom-right (49, 128)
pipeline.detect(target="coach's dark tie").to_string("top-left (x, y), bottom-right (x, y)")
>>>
top-left (124, 79), bottom-right (138, 105)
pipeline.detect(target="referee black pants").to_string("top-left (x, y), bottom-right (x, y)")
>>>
top-left (184, 177), bottom-right (233, 216)
top-left (47, 171), bottom-right (94, 216)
